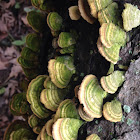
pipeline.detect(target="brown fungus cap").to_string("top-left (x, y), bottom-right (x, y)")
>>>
top-left (68, 6), bottom-right (81, 20)
top-left (78, 0), bottom-right (95, 24)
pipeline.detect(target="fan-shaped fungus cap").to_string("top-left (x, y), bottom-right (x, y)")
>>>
top-left (86, 134), bottom-right (101, 140)
top-left (18, 56), bottom-right (39, 69)
top-left (54, 99), bottom-right (80, 122)
top-left (26, 33), bottom-right (41, 53)
top-left (40, 125), bottom-right (53, 140)
top-left (58, 32), bottom-right (76, 48)
top-left (68, 6), bottom-right (81, 20)
top-left (87, 0), bottom-right (113, 18)
top-left (21, 47), bottom-right (38, 61)
top-left (40, 87), bottom-right (67, 111)
top-left (21, 67), bottom-right (39, 80)
top-left (27, 75), bottom-right (52, 118)
top-left (45, 119), bottom-right (54, 136)
top-left (122, 3), bottom-right (140, 32)
top-left (103, 99), bottom-right (123, 122)
top-left (100, 70), bottom-right (125, 94)
top-left (99, 23), bottom-right (127, 48)
top-left (3, 120), bottom-right (34, 140)
top-left (78, 74), bottom-right (107, 118)
top-left (98, 2), bottom-right (121, 25)
top-left (60, 45), bottom-right (75, 54)
top-left (47, 12), bottom-right (63, 31)
top-left (52, 118), bottom-right (83, 140)
top-left (78, 104), bottom-right (94, 122)
top-left (48, 56), bottom-right (75, 88)
top-left (28, 114), bottom-right (40, 128)
top-left (10, 128), bottom-right (34, 140)
top-left (27, 11), bottom-right (45, 32)
top-left (97, 38), bottom-right (121, 64)
top-left (78, 0), bottom-right (95, 24)
top-left (10, 93), bottom-right (30, 116)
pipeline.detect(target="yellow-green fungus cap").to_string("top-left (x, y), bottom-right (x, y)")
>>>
top-left (3, 120), bottom-right (33, 140)
top-left (45, 119), bottom-right (54, 136)
top-left (60, 45), bottom-right (75, 54)
top-left (40, 88), bottom-right (67, 111)
top-left (68, 6), bottom-right (81, 20)
top-left (78, 74), bottom-right (107, 118)
top-left (58, 32), bottom-right (76, 48)
top-left (99, 23), bottom-right (127, 48)
top-left (87, 0), bottom-right (113, 18)
top-left (28, 114), bottom-right (40, 128)
top-left (86, 134), bottom-right (101, 140)
top-left (10, 128), bottom-right (34, 140)
top-left (48, 56), bottom-right (75, 88)
top-left (21, 47), bottom-right (38, 61)
top-left (100, 70), bottom-right (125, 94)
top-left (54, 99), bottom-right (80, 122)
top-left (122, 3), bottom-right (140, 32)
top-left (103, 99), bottom-right (123, 122)
top-left (18, 56), bottom-right (39, 69)
top-left (27, 75), bottom-right (52, 118)
top-left (98, 2), bottom-right (121, 25)
top-left (10, 93), bottom-right (30, 116)
top-left (21, 67), bottom-right (39, 80)
top-left (33, 126), bottom-right (42, 134)
top-left (78, 104), bottom-right (94, 122)
top-left (78, 0), bottom-right (95, 24)
top-left (97, 38), bottom-right (121, 64)
top-left (52, 118), bottom-right (83, 140)
top-left (40, 126), bottom-right (53, 140)
top-left (47, 12), bottom-right (63, 31)
top-left (26, 33), bottom-right (41, 53)
top-left (27, 11), bottom-right (45, 32)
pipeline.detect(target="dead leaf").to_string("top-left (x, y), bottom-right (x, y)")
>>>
top-left (21, 16), bottom-right (29, 26)
top-left (0, 20), bottom-right (8, 33)
top-left (0, 0), bottom-right (16, 9)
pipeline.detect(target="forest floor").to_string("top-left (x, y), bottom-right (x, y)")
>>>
top-left (0, 0), bottom-right (140, 140)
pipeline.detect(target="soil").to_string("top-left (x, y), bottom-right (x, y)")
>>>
top-left (0, 0), bottom-right (140, 140)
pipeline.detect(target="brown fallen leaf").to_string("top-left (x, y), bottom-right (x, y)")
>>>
top-left (21, 16), bottom-right (29, 26)
top-left (0, 0), bottom-right (16, 9)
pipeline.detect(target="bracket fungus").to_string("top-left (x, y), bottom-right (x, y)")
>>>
top-left (3, 120), bottom-right (35, 140)
top-left (122, 3), bottom-right (140, 32)
top-left (58, 32), bottom-right (76, 48)
top-left (10, 92), bottom-right (30, 116)
top-left (99, 23), bottom-right (127, 48)
top-left (48, 56), bottom-right (75, 88)
top-left (78, 104), bottom-right (94, 122)
top-left (100, 70), bottom-right (125, 94)
top-left (40, 79), bottom-right (67, 111)
top-left (78, 74), bottom-right (107, 118)
top-left (103, 99), bottom-right (123, 122)
top-left (27, 11), bottom-right (45, 32)
top-left (52, 118), bottom-right (83, 140)
top-left (54, 99), bottom-right (80, 122)
top-left (87, 0), bottom-right (113, 18)
top-left (45, 119), bottom-right (54, 137)
top-left (98, 2), bottom-right (121, 25)
top-left (68, 6), bottom-right (81, 20)
top-left (47, 12), bottom-right (63, 32)
top-left (86, 134), bottom-right (101, 140)
top-left (27, 75), bottom-right (52, 119)
top-left (78, 0), bottom-right (95, 24)
top-left (31, 0), bottom-right (54, 13)
top-left (97, 38), bottom-right (121, 64)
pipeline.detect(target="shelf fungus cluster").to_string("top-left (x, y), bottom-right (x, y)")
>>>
top-left (5, 0), bottom-right (140, 140)
top-left (18, 33), bottom-right (41, 79)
